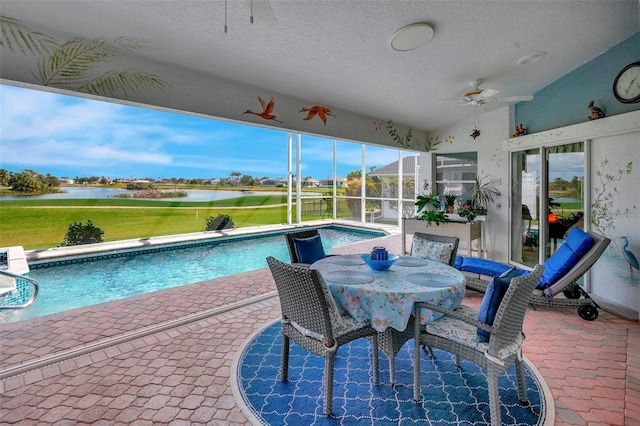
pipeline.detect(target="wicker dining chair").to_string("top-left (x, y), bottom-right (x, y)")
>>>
top-left (411, 232), bottom-right (460, 267)
top-left (266, 256), bottom-right (380, 417)
top-left (413, 264), bottom-right (544, 426)
top-left (285, 229), bottom-right (327, 264)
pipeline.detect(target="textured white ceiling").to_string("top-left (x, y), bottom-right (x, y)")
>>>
top-left (2, 0), bottom-right (639, 132)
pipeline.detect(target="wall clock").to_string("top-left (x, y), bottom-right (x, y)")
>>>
top-left (613, 61), bottom-right (640, 103)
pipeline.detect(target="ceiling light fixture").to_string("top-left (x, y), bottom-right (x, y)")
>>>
top-left (390, 22), bottom-right (434, 51)
top-left (517, 51), bottom-right (546, 66)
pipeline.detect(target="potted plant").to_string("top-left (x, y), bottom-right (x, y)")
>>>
top-left (415, 192), bottom-right (449, 227)
top-left (444, 193), bottom-right (457, 213)
top-left (458, 172), bottom-right (499, 221)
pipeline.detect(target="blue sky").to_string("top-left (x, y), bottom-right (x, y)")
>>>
top-left (1, 84), bottom-right (405, 181)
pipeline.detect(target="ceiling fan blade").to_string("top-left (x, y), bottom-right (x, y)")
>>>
top-left (479, 88), bottom-right (500, 99)
top-left (493, 95), bottom-right (534, 103)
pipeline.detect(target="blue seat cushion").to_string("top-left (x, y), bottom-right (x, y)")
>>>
top-left (477, 266), bottom-right (520, 342)
top-left (538, 228), bottom-right (594, 289)
top-left (293, 235), bottom-right (326, 264)
top-left (456, 256), bottom-right (527, 277)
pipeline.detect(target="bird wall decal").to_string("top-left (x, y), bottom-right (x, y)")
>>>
top-left (243, 96), bottom-right (282, 123)
top-left (299, 105), bottom-right (335, 125)
top-left (620, 236), bottom-right (639, 276)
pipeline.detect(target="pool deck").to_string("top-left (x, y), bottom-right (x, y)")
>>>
top-left (1, 231), bottom-right (639, 425)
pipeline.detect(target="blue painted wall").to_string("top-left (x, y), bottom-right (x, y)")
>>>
top-left (516, 32), bottom-right (640, 133)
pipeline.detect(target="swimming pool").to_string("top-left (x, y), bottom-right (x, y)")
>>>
top-left (0, 226), bottom-right (384, 323)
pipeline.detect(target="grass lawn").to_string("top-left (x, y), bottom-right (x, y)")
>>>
top-left (0, 196), bottom-right (297, 250)
top-left (0, 192), bottom-right (356, 249)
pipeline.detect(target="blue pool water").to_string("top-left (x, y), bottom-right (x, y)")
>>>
top-left (1, 227), bottom-right (383, 323)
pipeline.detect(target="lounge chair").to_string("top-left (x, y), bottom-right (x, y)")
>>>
top-left (457, 228), bottom-right (610, 321)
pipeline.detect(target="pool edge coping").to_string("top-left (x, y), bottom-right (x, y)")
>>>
top-left (23, 220), bottom-right (399, 263)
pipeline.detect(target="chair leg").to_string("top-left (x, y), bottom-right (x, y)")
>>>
top-left (281, 334), bottom-right (289, 382)
top-left (515, 358), bottom-right (529, 403)
top-left (324, 352), bottom-right (335, 417)
top-left (421, 344), bottom-right (435, 358)
top-left (371, 334), bottom-right (379, 385)
top-left (413, 336), bottom-right (422, 402)
top-left (487, 370), bottom-right (502, 426)
top-left (389, 356), bottom-right (396, 385)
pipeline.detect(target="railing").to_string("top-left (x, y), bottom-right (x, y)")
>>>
top-left (0, 270), bottom-right (39, 309)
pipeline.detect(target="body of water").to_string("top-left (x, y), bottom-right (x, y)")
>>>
top-left (0, 226), bottom-right (384, 323)
top-left (0, 186), bottom-right (289, 202)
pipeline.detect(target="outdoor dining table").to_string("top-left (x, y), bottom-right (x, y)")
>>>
top-left (311, 254), bottom-right (465, 384)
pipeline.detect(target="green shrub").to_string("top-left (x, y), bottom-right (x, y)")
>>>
top-left (205, 214), bottom-right (234, 231)
top-left (61, 219), bottom-right (105, 246)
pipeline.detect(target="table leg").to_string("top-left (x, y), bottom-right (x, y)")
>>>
top-left (368, 317), bottom-right (415, 385)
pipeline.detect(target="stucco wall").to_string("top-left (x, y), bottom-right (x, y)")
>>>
top-left (419, 105), bottom-right (514, 262)
top-left (515, 32), bottom-right (640, 134)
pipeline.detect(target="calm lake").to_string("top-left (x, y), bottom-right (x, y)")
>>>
top-left (0, 186), bottom-right (288, 202)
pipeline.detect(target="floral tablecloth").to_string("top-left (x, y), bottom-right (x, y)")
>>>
top-left (312, 255), bottom-right (465, 332)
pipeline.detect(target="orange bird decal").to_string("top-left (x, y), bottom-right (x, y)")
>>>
top-left (299, 105), bottom-right (335, 125)
top-left (243, 96), bottom-right (282, 124)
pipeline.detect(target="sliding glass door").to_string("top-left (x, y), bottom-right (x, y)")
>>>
top-left (510, 142), bottom-right (585, 267)
top-left (510, 148), bottom-right (541, 267)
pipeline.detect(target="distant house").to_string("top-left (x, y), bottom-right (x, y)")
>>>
top-left (368, 156), bottom-right (417, 219)
top-left (59, 177), bottom-right (74, 184)
top-left (273, 178), bottom-right (288, 187)
top-left (301, 177), bottom-right (320, 187)
top-left (319, 177), bottom-right (346, 187)
top-left (368, 156), bottom-right (416, 181)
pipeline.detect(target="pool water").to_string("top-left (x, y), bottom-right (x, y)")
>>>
top-left (0, 227), bottom-right (383, 323)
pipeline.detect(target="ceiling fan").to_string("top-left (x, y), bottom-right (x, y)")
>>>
top-left (461, 79), bottom-right (534, 105)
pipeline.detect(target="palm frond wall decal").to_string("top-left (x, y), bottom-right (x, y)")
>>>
top-left (1, 14), bottom-right (168, 98)
top-left (0, 14), bottom-right (57, 55)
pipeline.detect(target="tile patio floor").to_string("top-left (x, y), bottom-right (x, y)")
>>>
top-left (1, 234), bottom-right (639, 425)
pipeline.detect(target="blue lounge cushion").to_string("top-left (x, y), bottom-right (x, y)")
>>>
top-left (538, 228), bottom-right (594, 289)
top-left (456, 256), bottom-right (527, 277)
top-left (293, 235), bottom-right (326, 264)
top-left (477, 266), bottom-right (520, 342)
top-left (564, 227), bottom-right (594, 256)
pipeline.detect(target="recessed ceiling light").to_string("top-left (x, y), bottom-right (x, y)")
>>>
top-left (390, 22), bottom-right (434, 51)
top-left (517, 51), bottom-right (546, 65)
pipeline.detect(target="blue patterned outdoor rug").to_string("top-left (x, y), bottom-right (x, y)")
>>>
top-left (233, 321), bottom-right (551, 425)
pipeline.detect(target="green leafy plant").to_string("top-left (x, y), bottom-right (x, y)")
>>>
top-left (415, 192), bottom-right (440, 212)
top-left (415, 193), bottom-right (448, 227)
top-left (205, 214), bottom-right (235, 231)
top-left (444, 193), bottom-right (457, 207)
top-left (61, 219), bottom-right (104, 246)
top-left (469, 172), bottom-right (500, 211)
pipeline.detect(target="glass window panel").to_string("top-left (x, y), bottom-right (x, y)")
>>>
top-left (336, 141), bottom-right (362, 222)
top-left (435, 152), bottom-right (477, 199)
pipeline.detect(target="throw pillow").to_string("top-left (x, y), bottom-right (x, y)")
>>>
top-left (477, 266), bottom-right (520, 342)
top-left (411, 240), bottom-right (455, 265)
top-left (294, 235), bottom-right (326, 264)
